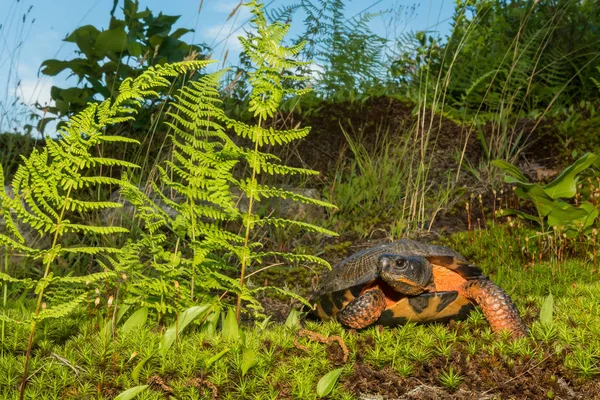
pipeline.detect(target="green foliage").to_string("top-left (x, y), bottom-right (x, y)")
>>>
top-left (230, 0), bottom-right (388, 108)
top-left (296, 0), bottom-right (387, 98)
top-left (1, 60), bottom-right (209, 324)
top-left (493, 152), bottom-right (599, 236)
top-left (0, 59), bottom-right (211, 398)
top-left (439, 367), bottom-right (463, 391)
top-left (114, 385), bottom-right (149, 400)
top-left (34, 0), bottom-right (208, 126)
top-left (1, 224), bottom-right (600, 398)
top-left (121, 307), bottom-right (148, 334)
top-left (241, 348), bottom-right (259, 376)
top-left (119, 0), bottom-right (336, 320)
top-left (540, 293), bottom-right (554, 326)
top-left (284, 307), bottom-right (300, 329)
top-left (158, 304), bottom-right (211, 358)
top-left (402, 0), bottom-right (600, 116)
top-left (222, 308), bottom-right (240, 342)
top-left (316, 367), bottom-right (344, 397)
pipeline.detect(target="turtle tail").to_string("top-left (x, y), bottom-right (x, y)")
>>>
top-left (460, 279), bottom-right (528, 338)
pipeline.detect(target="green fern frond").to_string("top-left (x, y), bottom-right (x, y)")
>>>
top-left (0, 61), bottom-right (220, 396)
top-left (253, 217), bottom-right (337, 236)
top-left (238, 180), bottom-right (335, 208)
top-left (65, 200), bottom-right (122, 212)
top-left (86, 157), bottom-right (141, 169)
top-left (35, 293), bottom-right (88, 322)
top-left (226, 119), bottom-right (311, 146)
top-left (61, 224), bottom-right (129, 235)
top-left (59, 246), bottom-right (123, 255)
top-left (97, 135), bottom-right (141, 144)
top-left (0, 314), bottom-right (24, 325)
top-left (58, 271), bottom-right (117, 284)
top-left (0, 234), bottom-right (36, 254)
top-left (252, 251), bottom-right (331, 268)
top-left (0, 271), bottom-right (30, 283)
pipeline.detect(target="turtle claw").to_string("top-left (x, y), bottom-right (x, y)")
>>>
top-left (338, 288), bottom-right (386, 329)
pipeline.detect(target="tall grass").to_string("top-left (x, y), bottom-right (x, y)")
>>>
top-left (0, 1), bottom-right (38, 134)
top-left (327, 114), bottom-right (457, 238)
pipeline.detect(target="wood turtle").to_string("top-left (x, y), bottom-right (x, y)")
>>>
top-left (311, 239), bottom-right (527, 338)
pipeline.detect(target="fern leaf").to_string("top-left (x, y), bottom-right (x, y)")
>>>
top-left (63, 224), bottom-right (129, 235)
top-left (60, 246), bottom-right (122, 255)
top-left (35, 293), bottom-right (88, 321)
top-left (58, 271), bottom-right (117, 284)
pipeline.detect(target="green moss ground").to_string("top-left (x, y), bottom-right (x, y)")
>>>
top-left (1, 224), bottom-right (600, 399)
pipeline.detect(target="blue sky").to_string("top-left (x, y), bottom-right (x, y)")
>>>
top-left (0, 0), bottom-right (455, 133)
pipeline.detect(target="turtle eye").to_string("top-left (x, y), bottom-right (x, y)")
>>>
top-left (395, 259), bottom-right (409, 270)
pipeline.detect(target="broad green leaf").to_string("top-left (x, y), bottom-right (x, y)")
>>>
top-left (578, 202), bottom-right (599, 231)
top-left (201, 308), bottom-right (221, 337)
top-left (549, 201), bottom-right (599, 238)
top-left (121, 307), bottom-right (148, 334)
top-left (285, 307), bottom-right (300, 330)
top-left (205, 348), bottom-right (229, 370)
top-left (63, 25), bottom-right (100, 56)
top-left (491, 159), bottom-right (529, 183)
top-left (65, 25), bottom-right (101, 43)
top-left (540, 293), bottom-right (554, 326)
top-left (241, 348), bottom-right (259, 376)
top-left (256, 315), bottom-right (272, 330)
top-left (95, 27), bottom-right (128, 54)
top-left (114, 385), bottom-right (149, 400)
top-left (40, 60), bottom-right (72, 76)
top-left (159, 304), bottom-right (211, 358)
top-left (517, 185), bottom-right (556, 218)
top-left (132, 352), bottom-right (155, 384)
top-left (543, 152), bottom-right (597, 199)
top-left (222, 308), bottom-right (239, 342)
top-left (547, 201), bottom-right (592, 228)
top-left (316, 368), bottom-right (344, 397)
top-left (171, 28), bottom-right (194, 40)
top-left (116, 304), bottom-right (131, 324)
top-left (127, 40), bottom-right (143, 57)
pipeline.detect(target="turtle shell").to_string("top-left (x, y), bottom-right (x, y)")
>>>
top-left (313, 239), bottom-right (483, 323)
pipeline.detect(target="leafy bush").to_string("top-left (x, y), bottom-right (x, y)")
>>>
top-left (493, 152), bottom-right (599, 236)
top-left (32, 0), bottom-right (209, 132)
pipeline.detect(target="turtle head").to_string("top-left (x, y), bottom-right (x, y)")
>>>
top-left (378, 254), bottom-right (433, 295)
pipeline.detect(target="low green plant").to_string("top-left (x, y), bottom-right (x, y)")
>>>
top-left (492, 152), bottom-right (599, 236)
top-left (1, 223), bottom-right (600, 398)
top-left (316, 367), bottom-right (344, 397)
top-left (439, 367), bottom-right (463, 391)
top-left (114, 385), bottom-right (149, 400)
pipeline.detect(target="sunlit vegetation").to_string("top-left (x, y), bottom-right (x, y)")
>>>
top-left (1, 0), bottom-right (600, 398)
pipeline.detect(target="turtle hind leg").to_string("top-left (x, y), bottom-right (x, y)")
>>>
top-left (459, 279), bottom-right (528, 338)
top-left (337, 288), bottom-right (386, 329)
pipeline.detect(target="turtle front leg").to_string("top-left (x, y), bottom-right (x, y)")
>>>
top-left (337, 288), bottom-right (386, 329)
top-left (459, 279), bottom-right (528, 338)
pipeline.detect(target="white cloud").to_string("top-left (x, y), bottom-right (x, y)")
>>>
top-left (18, 77), bottom-right (54, 107)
